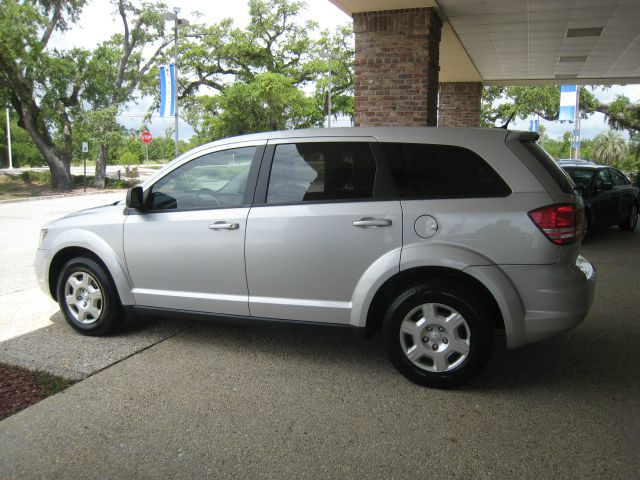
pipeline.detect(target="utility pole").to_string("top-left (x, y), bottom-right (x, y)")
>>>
top-left (5, 108), bottom-right (12, 169)
top-left (164, 7), bottom-right (189, 158)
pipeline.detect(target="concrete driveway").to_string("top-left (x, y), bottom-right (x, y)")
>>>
top-left (0, 193), bottom-right (190, 379)
top-left (0, 195), bottom-right (638, 479)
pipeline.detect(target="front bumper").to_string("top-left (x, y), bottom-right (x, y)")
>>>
top-left (35, 248), bottom-right (52, 298)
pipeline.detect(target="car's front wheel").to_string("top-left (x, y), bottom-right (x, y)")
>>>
top-left (383, 281), bottom-right (494, 388)
top-left (619, 204), bottom-right (638, 231)
top-left (56, 256), bottom-right (123, 336)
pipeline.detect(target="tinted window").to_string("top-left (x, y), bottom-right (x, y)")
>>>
top-left (150, 147), bottom-right (256, 210)
top-left (595, 169), bottom-right (611, 188)
top-left (382, 143), bottom-right (511, 198)
top-left (267, 143), bottom-right (376, 204)
top-left (609, 168), bottom-right (630, 187)
top-left (523, 142), bottom-right (575, 194)
top-left (564, 168), bottom-right (594, 189)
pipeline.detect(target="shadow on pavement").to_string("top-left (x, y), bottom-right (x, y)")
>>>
top-left (0, 311), bottom-right (192, 380)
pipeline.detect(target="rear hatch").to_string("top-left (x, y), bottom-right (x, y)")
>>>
top-left (506, 131), bottom-right (584, 259)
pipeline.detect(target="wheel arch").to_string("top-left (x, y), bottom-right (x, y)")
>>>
top-left (48, 243), bottom-right (134, 305)
top-left (362, 266), bottom-right (505, 339)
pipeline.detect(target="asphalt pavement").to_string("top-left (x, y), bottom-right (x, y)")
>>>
top-left (0, 194), bottom-right (638, 479)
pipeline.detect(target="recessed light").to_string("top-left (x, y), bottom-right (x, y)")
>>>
top-left (554, 73), bottom-right (578, 79)
top-left (566, 27), bottom-right (603, 38)
top-left (559, 56), bottom-right (588, 63)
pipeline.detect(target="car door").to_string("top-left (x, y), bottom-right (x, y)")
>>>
top-left (245, 138), bottom-right (402, 325)
top-left (590, 168), bottom-right (617, 227)
top-left (123, 142), bottom-right (264, 315)
top-left (608, 168), bottom-right (635, 222)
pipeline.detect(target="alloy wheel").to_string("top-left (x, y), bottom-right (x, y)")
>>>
top-left (399, 302), bottom-right (471, 373)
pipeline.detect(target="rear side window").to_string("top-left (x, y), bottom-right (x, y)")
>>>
top-left (522, 142), bottom-right (575, 194)
top-left (382, 143), bottom-right (511, 199)
top-left (267, 142), bottom-right (376, 204)
top-left (609, 168), bottom-right (630, 187)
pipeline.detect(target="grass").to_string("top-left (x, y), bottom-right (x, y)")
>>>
top-left (33, 370), bottom-right (74, 398)
top-left (0, 171), bottom-right (138, 201)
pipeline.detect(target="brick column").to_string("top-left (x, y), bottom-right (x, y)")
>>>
top-left (353, 8), bottom-right (442, 127)
top-left (437, 82), bottom-right (483, 128)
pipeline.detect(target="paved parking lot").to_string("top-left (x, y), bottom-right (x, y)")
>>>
top-left (0, 194), bottom-right (638, 478)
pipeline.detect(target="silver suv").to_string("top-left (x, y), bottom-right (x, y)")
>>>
top-left (35, 128), bottom-right (596, 387)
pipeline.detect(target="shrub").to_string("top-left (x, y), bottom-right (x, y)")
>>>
top-left (21, 171), bottom-right (52, 184)
top-left (118, 151), bottom-right (139, 166)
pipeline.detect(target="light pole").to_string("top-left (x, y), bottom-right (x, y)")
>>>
top-left (5, 108), bottom-right (12, 169)
top-left (163, 7), bottom-right (189, 157)
top-left (319, 52), bottom-right (333, 128)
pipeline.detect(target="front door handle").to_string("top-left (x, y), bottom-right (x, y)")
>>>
top-left (209, 221), bottom-right (240, 230)
top-left (352, 217), bottom-right (392, 228)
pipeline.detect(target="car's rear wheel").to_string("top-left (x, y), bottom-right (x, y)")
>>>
top-left (383, 281), bottom-right (494, 388)
top-left (56, 257), bottom-right (123, 336)
top-left (619, 204), bottom-right (638, 231)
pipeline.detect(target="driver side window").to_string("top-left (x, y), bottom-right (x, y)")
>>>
top-left (150, 147), bottom-right (256, 210)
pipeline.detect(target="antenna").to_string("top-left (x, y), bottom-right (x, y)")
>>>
top-left (499, 107), bottom-right (518, 129)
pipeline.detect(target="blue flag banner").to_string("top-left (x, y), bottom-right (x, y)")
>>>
top-left (159, 64), bottom-right (175, 118)
top-left (559, 85), bottom-right (576, 122)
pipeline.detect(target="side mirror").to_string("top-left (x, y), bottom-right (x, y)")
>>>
top-left (126, 186), bottom-right (144, 210)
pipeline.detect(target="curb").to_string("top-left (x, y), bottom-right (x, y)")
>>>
top-left (0, 190), bottom-right (125, 205)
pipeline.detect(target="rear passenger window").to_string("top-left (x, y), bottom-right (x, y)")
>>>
top-left (382, 143), bottom-right (511, 198)
top-left (267, 143), bottom-right (376, 204)
top-left (609, 168), bottom-right (630, 187)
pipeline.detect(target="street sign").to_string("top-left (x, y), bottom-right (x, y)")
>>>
top-left (141, 131), bottom-right (153, 144)
top-left (82, 142), bottom-right (88, 153)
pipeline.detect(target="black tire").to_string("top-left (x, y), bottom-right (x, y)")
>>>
top-left (383, 280), bottom-right (494, 388)
top-left (56, 256), bottom-right (123, 336)
top-left (619, 204), bottom-right (638, 231)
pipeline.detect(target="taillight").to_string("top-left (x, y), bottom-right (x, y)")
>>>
top-left (528, 204), bottom-right (582, 245)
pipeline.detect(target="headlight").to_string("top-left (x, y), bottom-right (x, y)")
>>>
top-left (39, 228), bottom-right (48, 247)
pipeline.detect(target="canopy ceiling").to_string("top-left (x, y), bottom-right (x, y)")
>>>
top-left (329, 0), bottom-right (640, 85)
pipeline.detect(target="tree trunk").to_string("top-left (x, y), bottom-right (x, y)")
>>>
top-left (94, 144), bottom-right (109, 188)
top-left (17, 102), bottom-right (72, 190)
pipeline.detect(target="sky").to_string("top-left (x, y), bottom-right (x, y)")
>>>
top-left (50, 0), bottom-right (639, 142)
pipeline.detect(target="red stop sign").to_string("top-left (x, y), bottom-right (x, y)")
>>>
top-left (141, 131), bottom-right (153, 144)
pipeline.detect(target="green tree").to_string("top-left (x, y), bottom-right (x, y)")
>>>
top-left (83, 0), bottom-right (170, 187)
top-left (482, 86), bottom-right (640, 135)
top-left (312, 24), bottom-right (354, 123)
top-left (592, 130), bottom-right (628, 166)
top-left (199, 72), bottom-right (321, 140)
top-left (0, 111), bottom-right (44, 167)
top-left (176, 0), bottom-right (353, 140)
top-left (0, 1), bottom-right (88, 189)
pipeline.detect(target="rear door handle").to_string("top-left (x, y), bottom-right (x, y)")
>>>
top-left (209, 221), bottom-right (239, 230)
top-left (352, 217), bottom-right (392, 228)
